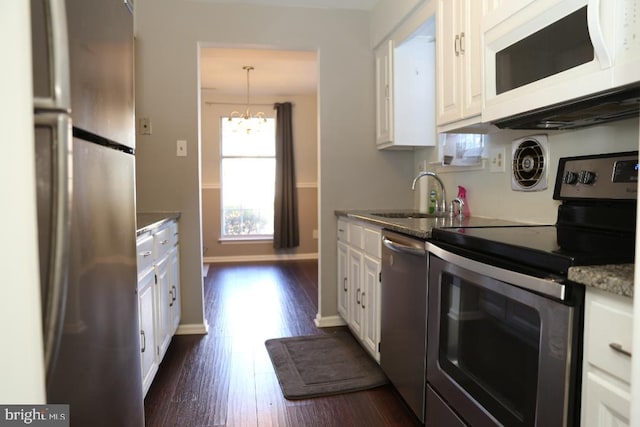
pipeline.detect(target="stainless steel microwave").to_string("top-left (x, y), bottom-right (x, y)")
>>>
top-left (483, 0), bottom-right (640, 130)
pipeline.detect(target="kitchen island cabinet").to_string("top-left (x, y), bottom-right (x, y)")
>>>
top-left (136, 213), bottom-right (181, 396)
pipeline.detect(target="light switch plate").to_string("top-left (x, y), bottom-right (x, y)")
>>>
top-left (139, 117), bottom-right (152, 135)
top-left (490, 147), bottom-right (506, 173)
top-left (177, 140), bottom-right (187, 157)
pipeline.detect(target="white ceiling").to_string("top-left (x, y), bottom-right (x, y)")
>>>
top-left (198, 0), bottom-right (378, 96)
top-left (200, 48), bottom-right (318, 96)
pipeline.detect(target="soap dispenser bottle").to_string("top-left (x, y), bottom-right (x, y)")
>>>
top-left (457, 186), bottom-right (470, 217)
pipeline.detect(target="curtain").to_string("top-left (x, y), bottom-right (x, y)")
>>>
top-left (273, 102), bottom-right (299, 249)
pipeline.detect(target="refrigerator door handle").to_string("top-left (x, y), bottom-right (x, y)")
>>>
top-left (34, 0), bottom-right (71, 112)
top-left (35, 113), bottom-right (72, 380)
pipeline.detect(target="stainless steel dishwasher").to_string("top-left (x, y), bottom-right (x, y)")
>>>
top-left (380, 230), bottom-right (428, 423)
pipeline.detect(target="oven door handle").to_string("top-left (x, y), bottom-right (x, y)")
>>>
top-left (426, 242), bottom-right (567, 301)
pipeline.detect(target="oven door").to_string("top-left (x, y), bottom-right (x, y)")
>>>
top-left (426, 242), bottom-right (582, 427)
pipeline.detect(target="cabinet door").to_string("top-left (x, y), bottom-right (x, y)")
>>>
top-left (337, 241), bottom-right (349, 320)
top-left (461, 0), bottom-right (485, 118)
top-left (436, 0), bottom-right (462, 125)
top-left (155, 254), bottom-right (171, 360)
top-left (169, 245), bottom-right (181, 335)
top-left (138, 269), bottom-right (157, 396)
top-left (582, 372), bottom-right (630, 427)
top-left (348, 248), bottom-right (364, 337)
top-left (375, 40), bottom-right (394, 146)
top-left (362, 255), bottom-right (381, 361)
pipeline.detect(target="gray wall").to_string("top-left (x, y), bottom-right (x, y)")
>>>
top-left (134, 0), bottom-right (414, 330)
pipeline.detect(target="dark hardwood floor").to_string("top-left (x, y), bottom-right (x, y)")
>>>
top-left (144, 260), bottom-right (422, 427)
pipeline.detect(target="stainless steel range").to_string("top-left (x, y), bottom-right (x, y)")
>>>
top-left (426, 151), bottom-right (637, 426)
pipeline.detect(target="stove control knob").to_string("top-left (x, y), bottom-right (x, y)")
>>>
top-left (563, 171), bottom-right (578, 185)
top-left (578, 170), bottom-right (596, 185)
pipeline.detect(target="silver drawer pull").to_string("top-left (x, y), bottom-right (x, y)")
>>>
top-left (609, 342), bottom-right (632, 358)
top-left (161, 239), bottom-right (169, 245)
top-left (141, 250), bottom-right (152, 257)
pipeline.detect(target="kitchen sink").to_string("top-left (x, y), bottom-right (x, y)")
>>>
top-left (370, 212), bottom-right (440, 219)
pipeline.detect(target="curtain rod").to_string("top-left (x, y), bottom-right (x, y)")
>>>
top-left (204, 101), bottom-right (293, 107)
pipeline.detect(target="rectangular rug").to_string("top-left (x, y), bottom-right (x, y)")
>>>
top-left (265, 328), bottom-right (388, 399)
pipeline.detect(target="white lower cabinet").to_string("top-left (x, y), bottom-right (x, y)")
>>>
top-left (581, 287), bottom-right (632, 427)
top-left (337, 217), bottom-right (382, 361)
top-left (136, 218), bottom-right (181, 396)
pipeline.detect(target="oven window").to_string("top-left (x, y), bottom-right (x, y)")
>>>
top-left (496, 6), bottom-right (593, 94)
top-left (439, 273), bottom-right (541, 426)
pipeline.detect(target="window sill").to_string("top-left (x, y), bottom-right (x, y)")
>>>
top-left (218, 237), bottom-right (273, 244)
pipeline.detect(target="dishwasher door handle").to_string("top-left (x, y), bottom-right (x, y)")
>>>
top-left (382, 236), bottom-right (425, 256)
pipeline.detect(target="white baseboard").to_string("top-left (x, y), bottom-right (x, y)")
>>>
top-left (175, 321), bottom-right (209, 335)
top-left (204, 253), bottom-right (318, 263)
top-left (314, 314), bottom-right (346, 328)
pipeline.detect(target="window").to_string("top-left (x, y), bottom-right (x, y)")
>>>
top-left (220, 117), bottom-right (276, 239)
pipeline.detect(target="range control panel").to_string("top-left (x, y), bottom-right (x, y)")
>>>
top-left (553, 151), bottom-right (638, 200)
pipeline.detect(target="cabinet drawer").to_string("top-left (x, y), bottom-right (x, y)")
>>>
top-left (348, 222), bottom-right (363, 248)
top-left (363, 227), bottom-right (381, 258)
top-left (586, 292), bottom-right (633, 383)
top-left (337, 218), bottom-right (348, 241)
top-left (136, 234), bottom-right (154, 275)
top-left (169, 221), bottom-right (179, 246)
top-left (154, 226), bottom-right (172, 259)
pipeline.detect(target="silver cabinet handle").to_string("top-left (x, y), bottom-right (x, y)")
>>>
top-left (171, 285), bottom-right (177, 302)
top-left (454, 34), bottom-right (460, 56)
top-left (356, 288), bottom-right (361, 305)
top-left (161, 239), bottom-right (169, 245)
top-left (609, 342), bottom-right (632, 357)
top-left (141, 250), bottom-right (152, 257)
top-left (343, 277), bottom-right (347, 292)
top-left (35, 0), bottom-right (71, 111)
top-left (141, 330), bottom-right (146, 353)
top-left (37, 113), bottom-right (72, 383)
top-left (169, 288), bottom-right (174, 307)
top-left (361, 292), bottom-right (366, 309)
top-left (459, 32), bottom-right (465, 54)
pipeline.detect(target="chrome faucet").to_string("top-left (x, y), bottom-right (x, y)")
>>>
top-left (411, 171), bottom-right (447, 215)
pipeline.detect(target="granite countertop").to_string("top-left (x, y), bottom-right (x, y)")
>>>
top-left (137, 212), bottom-right (181, 235)
top-left (569, 264), bottom-right (634, 298)
top-left (336, 209), bottom-right (530, 240)
top-left (336, 210), bottom-right (634, 298)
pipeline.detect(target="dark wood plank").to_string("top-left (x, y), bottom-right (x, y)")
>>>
top-left (144, 261), bottom-right (422, 427)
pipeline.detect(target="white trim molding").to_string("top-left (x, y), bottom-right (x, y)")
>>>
top-left (175, 321), bottom-right (210, 336)
top-left (314, 314), bottom-right (347, 328)
top-left (201, 182), bottom-right (317, 190)
top-left (204, 253), bottom-right (318, 263)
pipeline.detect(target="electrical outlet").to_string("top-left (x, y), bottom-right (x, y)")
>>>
top-left (490, 147), bottom-right (506, 173)
top-left (177, 140), bottom-right (187, 157)
top-left (139, 117), bottom-right (152, 135)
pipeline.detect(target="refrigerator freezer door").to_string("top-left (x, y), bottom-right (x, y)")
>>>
top-left (46, 139), bottom-right (143, 426)
top-left (66, 0), bottom-right (135, 149)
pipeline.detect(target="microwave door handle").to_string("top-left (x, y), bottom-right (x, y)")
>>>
top-left (587, 0), bottom-right (612, 69)
top-left (37, 113), bottom-right (72, 382)
top-left (34, 0), bottom-right (71, 111)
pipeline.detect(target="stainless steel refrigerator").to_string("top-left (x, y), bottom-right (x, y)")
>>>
top-left (31, 0), bottom-right (144, 425)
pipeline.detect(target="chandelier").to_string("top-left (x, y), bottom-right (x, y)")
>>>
top-left (228, 65), bottom-right (267, 134)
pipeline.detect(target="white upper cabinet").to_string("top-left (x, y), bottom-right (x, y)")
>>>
top-left (375, 6), bottom-right (437, 150)
top-left (437, 0), bottom-right (498, 132)
top-left (375, 40), bottom-right (394, 146)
